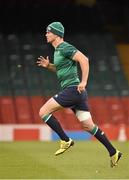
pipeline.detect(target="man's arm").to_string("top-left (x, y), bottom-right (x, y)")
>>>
top-left (47, 63), bottom-right (56, 72)
top-left (37, 56), bottom-right (56, 72)
top-left (72, 51), bottom-right (89, 93)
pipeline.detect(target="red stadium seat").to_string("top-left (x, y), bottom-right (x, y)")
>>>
top-left (0, 96), bottom-right (16, 124)
top-left (89, 97), bottom-right (111, 125)
top-left (105, 97), bottom-right (126, 125)
top-left (121, 97), bottom-right (129, 124)
top-left (30, 96), bottom-right (46, 124)
top-left (14, 96), bottom-right (33, 124)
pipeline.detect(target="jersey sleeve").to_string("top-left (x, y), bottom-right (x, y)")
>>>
top-left (62, 44), bottom-right (78, 59)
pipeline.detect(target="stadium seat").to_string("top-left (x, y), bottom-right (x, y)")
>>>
top-left (105, 97), bottom-right (126, 125)
top-left (30, 96), bottom-right (46, 124)
top-left (121, 97), bottom-right (129, 124)
top-left (14, 96), bottom-right (33, 124)
top-left (0, 55), bottom-right (12, 95)
top-left (88, 97), bottom-right (111, 125)
top-left (117, 44), bottom-right (129, 83)
top-left (0, 33), bottom-right (5, 54)
top-left (0, 96), bottom-right (16, 124)
top-left (5, 34), bottom-right (20, 54)
top-left (8, 55), bottom-right (28, 95)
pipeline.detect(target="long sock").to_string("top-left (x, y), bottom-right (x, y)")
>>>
top-left (90, 125), bottom-right (116, 156)
top-left (42, 115), bottom-right (69, 142)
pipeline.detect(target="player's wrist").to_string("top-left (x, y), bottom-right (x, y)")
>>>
top-left (47, 63), bottom-right (50, 69)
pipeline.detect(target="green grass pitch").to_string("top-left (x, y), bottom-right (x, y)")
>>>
top-left (0, 141), bottom-right (129, 179)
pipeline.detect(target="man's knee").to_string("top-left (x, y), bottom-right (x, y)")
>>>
top-left (39, 107), bottom-right (48, 117)
top-left (76, 110), bottom-right (91, 121)
top-left (39, 106), bottom-right (53, 122)
top-left (39, 107), bottom-right (44, 117)
top-left (75, 110), bottom-right (94, 131)
top-left (41, 114), bottom-right (52, 122)
top-left (81, 120), bottom-right (95, 131)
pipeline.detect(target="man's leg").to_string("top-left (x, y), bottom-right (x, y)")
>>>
top-left (43, 114), bottom-right (69, 141)
top-left (76, 110), bottom-right (122, 167)
top-left (39, 97), bottom-right (74, 155)
top-left (90, 124), bottom-right (122, 167)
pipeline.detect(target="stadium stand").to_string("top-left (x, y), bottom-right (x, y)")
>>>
top-left (0, 32), bottom-right (129, 127)
top-left (0, 0), bottom-right (129, 132)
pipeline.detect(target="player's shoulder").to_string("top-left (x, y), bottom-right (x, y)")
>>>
top-left (57, 41), bottom-right (78, 58)
top-left (57, 41), bottom-right (74, 49)
top-left (63, 41), bottom-right (75, 48)
top-left (59, 41), bottom-right (77, 52)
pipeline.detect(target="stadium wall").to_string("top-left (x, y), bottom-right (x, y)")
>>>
top-left (0, 124), bottom-right (129, 141)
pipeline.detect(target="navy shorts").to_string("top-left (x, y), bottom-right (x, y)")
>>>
top-left (53, 86), bottom-right (89, 112)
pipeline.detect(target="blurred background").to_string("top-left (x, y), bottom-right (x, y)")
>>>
top-left (0, 0), bottom-right (129, 141)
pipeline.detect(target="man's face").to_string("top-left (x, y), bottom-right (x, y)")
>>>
top-left (45, 31), bottom-right (57, 43)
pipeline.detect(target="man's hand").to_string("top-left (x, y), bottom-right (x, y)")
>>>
top-left (37, 56), bottom-right (50, 68)
top-left (77, 81), bottom-right (86, 93)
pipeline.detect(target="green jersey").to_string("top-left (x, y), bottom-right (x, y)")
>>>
top-left (54, 41), bottom-right (80, 89)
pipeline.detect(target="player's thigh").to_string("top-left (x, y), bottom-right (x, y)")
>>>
top-left (39, 97), bottom-right (62, 116)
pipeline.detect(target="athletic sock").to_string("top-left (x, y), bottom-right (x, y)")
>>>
top-left (90, 126), bottom-right (116, 156)
top-left (43, 115), bottom-right (69, 142)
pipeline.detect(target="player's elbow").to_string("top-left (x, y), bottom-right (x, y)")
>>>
top-left (85, 56), bottom-right (89, 61)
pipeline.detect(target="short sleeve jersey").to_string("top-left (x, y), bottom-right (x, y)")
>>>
top-left (54, 41), bottom-right (80, 89)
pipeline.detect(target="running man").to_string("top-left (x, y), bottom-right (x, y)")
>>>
top-left (37, 22), bottom-right (122, 167)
